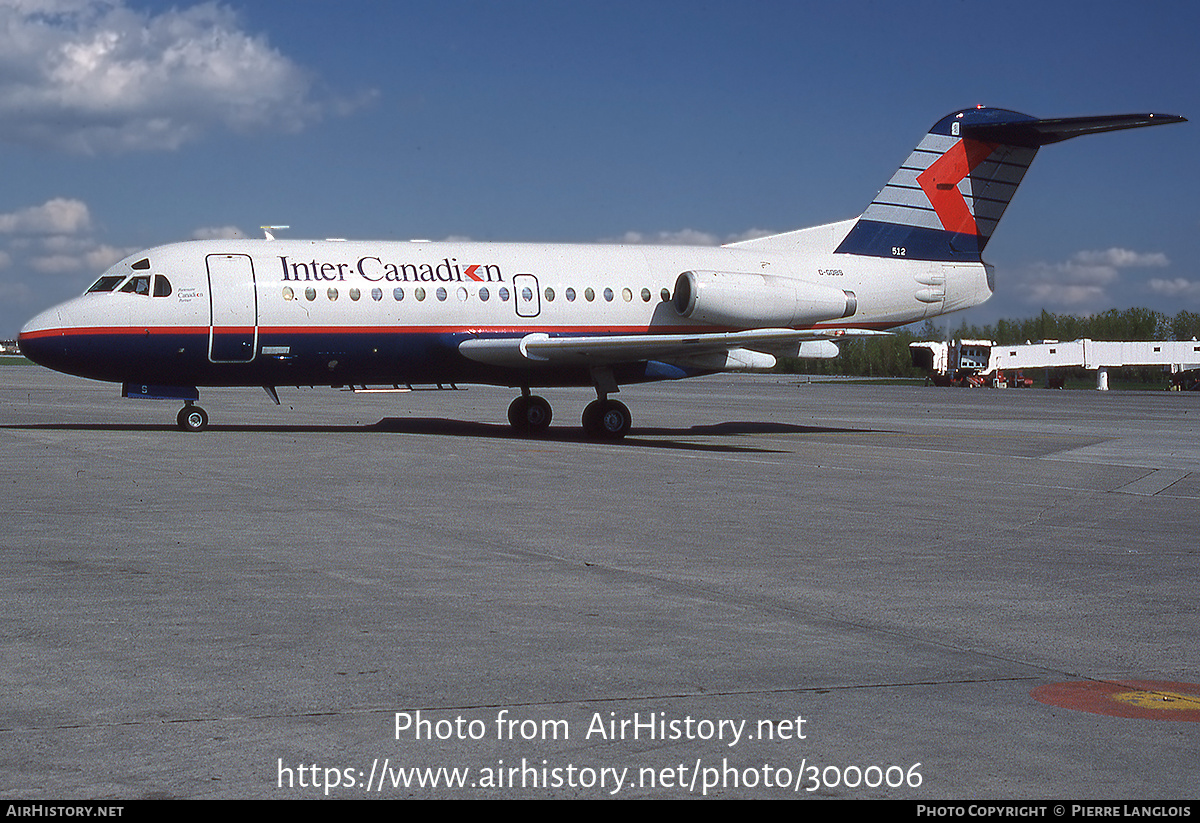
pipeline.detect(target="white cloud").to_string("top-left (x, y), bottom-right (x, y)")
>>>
top-left (608, 228), bottom-right (776, 246)
top-left (1022, 282), bottom-right (1108, 307)
top-left (0, 279), bottom-right (33, 304)
top-left (1148, 278), bottom-right (1200, 300)
top-left (1071, 248), bottom-right (1169, 268)
top-left (0, 198), bottom-right (92, 234)
top-left (191, 225), bottom-right (246, 240)
top-left (26, 242), bottom-right (133, 275)
top-left (84, 243), bottom-right (132, 269)
top-left (0, 0), bottom-right (369, 153)
top-left (724, 228), bottom-right (777, 245)
top-left (29, 253), bottom-right (85, 274)
top-left (1011, 247), bottom-right (1172, 310)
top-left (38, 234), bottom-right (96, 253)
top-left (0, 195), bottom-right (135, 276)
top-left (26, 241), bottom-right (132, 274)
top-left (613, 229), bottom-right (720, 246)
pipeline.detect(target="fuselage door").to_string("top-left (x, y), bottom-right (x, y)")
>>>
top-left (513, 273), bottom-right (541, 318)
top-left (207, 253), bottom-right (258, 362)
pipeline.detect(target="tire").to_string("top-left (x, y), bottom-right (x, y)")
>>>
top-left (177, 405), bottom-right (209, 432)
top-left (583, 399), bottom-right (630, 439)
top-left (581, 400), bottom-right (603, 437)
top-left (508, 395), bottom-right (552, 433)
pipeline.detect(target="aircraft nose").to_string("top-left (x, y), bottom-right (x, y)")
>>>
top-left (17, 305), bottom-right (69, 367)
top-left (21, 305), bottom-right (65, 334)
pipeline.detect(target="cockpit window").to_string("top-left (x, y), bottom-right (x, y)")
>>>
top-left (86, 275), bottom-right (126, 293)
top-left (120, 275), bottom-right (151, 295)
top-left (131, 258), bottom-right (151, 270)
top-left (86, 267), bottom-right (169, 296)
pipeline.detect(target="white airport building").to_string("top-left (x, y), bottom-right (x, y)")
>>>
top-left (910, 338), bottom-right (1200, 390)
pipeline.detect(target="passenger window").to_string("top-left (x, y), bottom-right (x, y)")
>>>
top-left (153, 275), bottom-right (172, 297)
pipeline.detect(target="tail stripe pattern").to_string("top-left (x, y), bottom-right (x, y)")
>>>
top-left (834, 107), bottom-right (1184, 263)
top-left (837, 127), bottom-right (1037, 261)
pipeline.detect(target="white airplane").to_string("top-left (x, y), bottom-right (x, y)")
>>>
top-left (18, 107), bottom-right (1184, 438)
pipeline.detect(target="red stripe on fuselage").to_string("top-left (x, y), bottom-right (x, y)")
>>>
top-left (19, 325), bottom-right (211, 340)
top-left (19, 320), bottom-right (898, 342)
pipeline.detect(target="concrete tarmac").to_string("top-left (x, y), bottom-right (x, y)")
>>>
top-left (1, 365), bottom-right (1196, 799)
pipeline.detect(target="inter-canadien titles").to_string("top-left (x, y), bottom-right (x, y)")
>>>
top-left (280, 255), bottom-right (504, 283)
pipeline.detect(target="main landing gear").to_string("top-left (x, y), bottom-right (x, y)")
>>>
top-left (176, 402), bottom-right (209, 432)
top-left (508, 370), bottom-right (632, 440)
top-left (507, 391), bottom-right (553, 434)
top-left (581, 398), bottom-right (631, 439)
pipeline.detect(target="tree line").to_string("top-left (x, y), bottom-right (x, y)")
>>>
top-left (776, 308), bottom-right (1200, 378)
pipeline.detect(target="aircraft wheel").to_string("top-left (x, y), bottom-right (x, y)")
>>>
top-left (508, 395), bottom-right (552, 434)
top-left (581, 401), bottom-right (602, 437)
top-left (177, 405), bottom-right (209, 432)
top-left (582, 399), bottom-right (631, 439)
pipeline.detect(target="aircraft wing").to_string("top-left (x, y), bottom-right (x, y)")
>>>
top-left (458, 327), bottom-right (888, 370)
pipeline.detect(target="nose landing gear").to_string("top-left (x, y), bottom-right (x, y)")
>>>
top-left (177, 403), bottom-right (209, 432)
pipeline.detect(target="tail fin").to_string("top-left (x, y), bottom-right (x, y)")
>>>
top-left (834, 107), bottom-right (1185, 262)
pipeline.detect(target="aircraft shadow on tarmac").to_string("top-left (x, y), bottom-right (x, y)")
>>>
top-left (2, 418), bottom-right (883, 454)
top-left (373, 418), bottom-right (881, 453)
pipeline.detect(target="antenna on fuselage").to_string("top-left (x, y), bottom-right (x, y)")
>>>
top-left (261, 225), bottom-right (290, 241)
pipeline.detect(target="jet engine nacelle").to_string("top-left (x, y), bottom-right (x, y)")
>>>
top-left (672, 270), bottom-right (857, 328)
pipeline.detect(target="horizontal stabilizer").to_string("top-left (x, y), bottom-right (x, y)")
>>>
top-left (962, 112), bottom-right (1186, 147)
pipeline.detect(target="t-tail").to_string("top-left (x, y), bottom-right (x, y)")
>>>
top-left (834, 107), bottom-right (1185, 262)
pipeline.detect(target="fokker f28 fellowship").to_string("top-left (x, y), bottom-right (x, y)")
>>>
top-left (18, 107), bottom-right (1185, 438)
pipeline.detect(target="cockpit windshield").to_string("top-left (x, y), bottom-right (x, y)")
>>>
top-left (85, 273), bottom-right (173, 296)
top-left (86, 275), bottom-right (127, 293)
top-left (119, 275), bottom-right (151, 295)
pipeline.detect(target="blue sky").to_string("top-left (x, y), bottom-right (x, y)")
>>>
top-left (1, 0), bottom-right (1196, 337)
